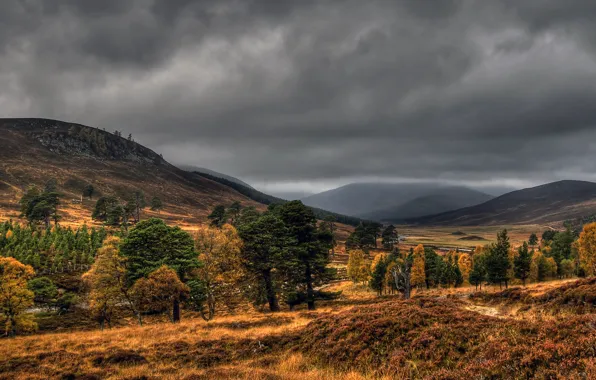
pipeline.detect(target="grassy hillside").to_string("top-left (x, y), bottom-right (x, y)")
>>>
top-left (410, 180), bottom-right (596, 226)
top-left (1, 279), bottom-right (593, 379)
top-left (0, 118), bottom-right (263, 228)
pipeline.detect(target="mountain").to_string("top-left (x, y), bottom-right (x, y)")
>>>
top-left (409, 180), bottom-right (596, 226)
top-left (360, 187), bottom-right (494, 222)
top-left (301, 182), bottom-right (493, 218)
top-left (267, 190), bottom-right (315, 201)
top-left (191, 171), bottom-right (364, 226)
top-left (0, 118), bottom-right (363, 228)
top-left (177, 165), bottom-right (254, 189)
top-left (0, 118), bottom-right (263, 225)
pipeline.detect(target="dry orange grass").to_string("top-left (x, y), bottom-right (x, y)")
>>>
top-left (1, 279), bottom-right (592, 379)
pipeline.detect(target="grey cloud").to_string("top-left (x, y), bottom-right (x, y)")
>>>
top-left (2, 0), bottom-right (596, 191)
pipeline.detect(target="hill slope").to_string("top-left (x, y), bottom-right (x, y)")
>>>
top-left (410, 180), bottom-right (596, 226)
top-left (177, 165), bottom-right (254, 189)
top-left (192, 171), bottom-right (365, 226)
top-left (360, 187), bottom-right (493, 221)
top-left (302, 182), bottom-right (492, 218)
top-left (0, 118), bottom-right (262, 227)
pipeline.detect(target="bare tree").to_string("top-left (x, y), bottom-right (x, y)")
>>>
top-left (391, 253), bottom-right (413, 300)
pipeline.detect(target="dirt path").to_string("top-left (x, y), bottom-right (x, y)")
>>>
top-left (464, 304), bottom-right (505, 318)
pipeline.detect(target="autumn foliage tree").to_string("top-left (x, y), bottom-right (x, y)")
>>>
top-left (193, 224), bottom-right (244, 321)
top-left (410, 245), bottom-right (426, 288)
top-left (130, 266), bottom-right (189, 323)
top-left (578, 222), bottom-right (596, 276)
top-left (458, 253), bottom-right (472, 285)
top-left (82, 236), bottom-right (129, 329)
top-left (347, 249), bottom-right (369, 284)
top-left (0, 257), bottom-right (36, 336)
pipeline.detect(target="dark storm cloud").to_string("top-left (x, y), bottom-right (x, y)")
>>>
top-left (3, 0), bottom-right (596, 192)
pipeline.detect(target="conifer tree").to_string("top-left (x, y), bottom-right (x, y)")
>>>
top-left (514, 242), bottom-right (532, 285)
top-left (423, 248), bottom-right (443, 289)
top-left (150, 196), bottom-right (163, 213)
top-left (381, 225), bottom-right (398, 250)
top-left (276, 201), bottom-right (332, 310)
top-left (469, 255), bottom-right (486, 291)
top-left (237, 212), bottom-right (288, 312)
top-left (83, 184), bottom-right (95, 200)
top-left (528, 233), bottom-right (538, 248)
top-left (369, 253), bottom-right (388, 295)
top-left (120, 218), bottom-right (198, 322)
top-left (208, 205), bottom-right (227, 227)
top-left (485, 229), bottom-right (511, 289)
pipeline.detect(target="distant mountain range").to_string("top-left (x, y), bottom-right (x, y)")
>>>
top-left (360, 187), bottom-right (494, 222)
top-left (301, 183), bottom-right (494, 220)
top-left (409, 180), bottom-right (596, 226)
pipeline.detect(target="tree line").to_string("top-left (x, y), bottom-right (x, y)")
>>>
top-left (1, 200), bottom-right (343, 336)
top-left (346, 225), bottom-right (596, 297)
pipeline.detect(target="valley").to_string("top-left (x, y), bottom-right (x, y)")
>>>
top-left (1, 118), bottom-right (595, 379)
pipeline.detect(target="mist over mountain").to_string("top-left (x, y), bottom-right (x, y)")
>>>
top-left (301, 182), bottom-right (494, 218)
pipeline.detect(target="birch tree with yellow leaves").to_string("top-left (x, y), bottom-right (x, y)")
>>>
top-left (0, 257), bottom-right (36, 336)
top-left (578, 222), bottom-right (596, 276)
top-left (193, 224), bottom-right (244, 321)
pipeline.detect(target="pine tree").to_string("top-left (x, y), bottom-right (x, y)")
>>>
top-left (528, 233), bottom-right (538, 248)
top-left (514, 242), bottom-right (532, 285)
top-left (381, 225), bottom-right (398, 250)
top-left (275, 201), bottom-right (332, 310)
top-left (469, 254), bottom-right (486, 291)
top-left (83, 184), bottom-right (95, 200)
top-left (485, 229), bottom-right (511, 289)
top-left (208, 205), bottom-right (227, 227)
top-left (119, 218), bottom-right (198, 322)
top-left (369, 253), bottom-right (388, 295)
top-left (150, 197), bottom-right (163, 213)
top-left (237, 212), bottom-right (288, 312)
top-left (423, 248), bottom-right (443, 289)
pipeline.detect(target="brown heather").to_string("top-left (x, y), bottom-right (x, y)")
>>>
top-left (0, 279), bottom-right (594, 379)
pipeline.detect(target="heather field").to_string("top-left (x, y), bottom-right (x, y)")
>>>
top-left (1, 279), bottom-right (594, 379)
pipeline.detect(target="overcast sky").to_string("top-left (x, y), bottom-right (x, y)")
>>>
top-left (3, 1), bottom-right (596, 195)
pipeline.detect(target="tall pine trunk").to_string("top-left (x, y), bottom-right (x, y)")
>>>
top-left (305, 263), bottom-right (315, 310)
top-left (263, 269), bottom-right (279, 312)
